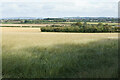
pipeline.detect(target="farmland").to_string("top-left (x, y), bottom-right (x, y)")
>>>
top-left (0, 22), bottom-right (118, 27)
top-left (1, 23), bottom-right (69, 27)
top-left (2, 27), bottom-right (118, 78)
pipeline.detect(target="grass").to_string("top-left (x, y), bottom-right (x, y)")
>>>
top-left (2, 27), bottom-right (118, 78)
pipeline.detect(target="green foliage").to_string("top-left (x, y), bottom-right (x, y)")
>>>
top-left (51, 25), bottom-right (63, 27)
top-left (41, 22), bottom-right (118, 33)
top-left (72, 22), bottom-right (83, 27)
top-left (97, 22), bottom-right (103, 27)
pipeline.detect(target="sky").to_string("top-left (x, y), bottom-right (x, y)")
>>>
top-left (0, 0), bottom-right (119, 18)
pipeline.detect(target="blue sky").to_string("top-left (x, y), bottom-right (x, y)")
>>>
top-left (0, 0), bottom-right (119, 18)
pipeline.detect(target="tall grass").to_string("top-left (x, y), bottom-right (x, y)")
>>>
top-left (2, 39), bottom-right (118, 78)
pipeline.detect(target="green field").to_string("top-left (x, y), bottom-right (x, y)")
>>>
top-left (2, 27), bottom-right (118, 78)
top-left (62, 22), bottom-right (118, 25)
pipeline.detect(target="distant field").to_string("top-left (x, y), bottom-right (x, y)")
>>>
top-left (60, 22), bottom-right (118, 25)
top-left (2, 27), bottom-right (40, 32)
top-left (1, 24), bottom-right (48, 26)
top-left (1, 24), bottom-right (69, 27)
top-left (2, 27), bottom-right (118, 78)
top-left (87, 22), bottom-right (118, 25)
top-left (0, 22), bottom-right (118, 27)
top-left (62, 22), bottom-right (118, 25)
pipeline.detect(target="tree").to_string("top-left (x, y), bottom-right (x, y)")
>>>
top-left (83, 22), bottom-right (87, 26)
top-left (97, 23), bottom-right (103, 27)
top-left (72, 22), bottom-right (83, 27)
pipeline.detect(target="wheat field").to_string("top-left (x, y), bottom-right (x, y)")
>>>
top-left (2, 27), bottom-right (118, 78)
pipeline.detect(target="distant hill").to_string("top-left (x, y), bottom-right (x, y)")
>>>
top-left (0, 17), bottom-right (117, 20)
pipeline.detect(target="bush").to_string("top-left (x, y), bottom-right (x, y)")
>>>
top-left (51, 25), bottom-right (63, 27)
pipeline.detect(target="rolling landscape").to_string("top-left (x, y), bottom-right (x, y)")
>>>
top-left (1, 17), bottom-right (119, 78)
top-left (1, 0), bottom-right (119, 78)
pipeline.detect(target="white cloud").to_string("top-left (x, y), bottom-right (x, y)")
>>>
top-left (0, 0), bottom-right (118, 18)
top-left (0, 0), bottom-right (119, 2)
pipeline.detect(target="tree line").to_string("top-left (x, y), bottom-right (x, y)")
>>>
top-left (41, 22), bottom-right (119, 33)
top-left (1, 17), bottom-right (118, 24)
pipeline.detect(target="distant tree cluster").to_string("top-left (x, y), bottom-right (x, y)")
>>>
top-left (41, 22), bottom-right (119, 33)
top-left (50, 25), bottom-right (63, 27)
